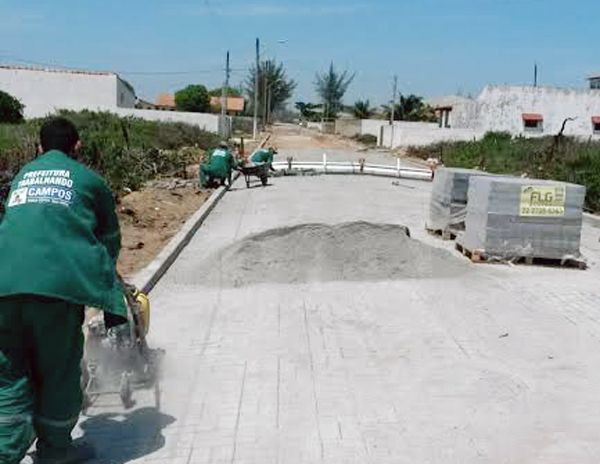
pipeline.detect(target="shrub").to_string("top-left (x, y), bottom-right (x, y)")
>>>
top-left (406, 132), bottom-right (600, 212)
top-left (0, 91), bottom-right (24, 123)
top-left (0, 110), bottom-right (221, 198)
top-left (353, 134), bottom-right (378, 146)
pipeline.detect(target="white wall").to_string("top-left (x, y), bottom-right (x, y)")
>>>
top-left (335, 119), bottom-right (361, 137)
top-left (0, 67), bottom-right (124, 118)
top-left (113, 108), bottom-right (222, 133)
top-left (361, 119), bottom-right (388, 137)
top-left (452, 85), bottom-right (600, 138)
top-left (380, 123), bottom-right (482, 148)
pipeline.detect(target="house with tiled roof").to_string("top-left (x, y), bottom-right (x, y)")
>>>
top-left (209, 96), bottom-right (245, 115)
top-left (0, 65), bottom-right (136, 118)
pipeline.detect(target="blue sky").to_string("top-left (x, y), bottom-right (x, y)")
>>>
top-left (1, 0), bottom-right (599, 106)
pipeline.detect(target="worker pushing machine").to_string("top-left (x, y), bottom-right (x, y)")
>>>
top-left (199, 141), bottom-right (236, 188)
top-left (0, 118), bottom-right (127, 464)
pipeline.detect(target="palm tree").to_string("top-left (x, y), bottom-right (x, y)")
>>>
top-left (382, 94), bottom-right (437, 122)
top-left (352, 100), bottom-right (373, 119)
top-left (314, 63), bottom-right (355, 120)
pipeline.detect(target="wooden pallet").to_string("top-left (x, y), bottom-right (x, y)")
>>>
top-left (426, 227), bottom-right (458, 241)
top-left (455, 242), bottom-right (587, 269)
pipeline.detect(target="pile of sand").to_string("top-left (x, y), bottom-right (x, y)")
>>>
top-left (194, 221), bottom-right (468, 287)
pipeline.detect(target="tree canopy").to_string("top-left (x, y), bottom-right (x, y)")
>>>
top-left (382, 94), bottom-right (437, 122)
top-left (208, 86), bottom-right (242, 98)
top-left (245, 59), bottom-right (296, 121)
top-left (294, 101), bottom-right (322, 121)
top-left (352, 100), bottom-right (373, 119)
top-left (314, 63), bottom-right (355, 120)
top-left (174, 84), bottom-right (210, 113)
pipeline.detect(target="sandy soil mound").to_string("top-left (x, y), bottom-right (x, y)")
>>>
top-left (195, 221), bottom-right (469, 287)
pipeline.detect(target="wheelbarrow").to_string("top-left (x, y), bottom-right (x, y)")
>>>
top-left (237, 162), bottom-right (270, 188)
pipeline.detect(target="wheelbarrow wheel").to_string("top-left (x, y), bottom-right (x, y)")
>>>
top-left (260, 175), bottom-right (268, 186)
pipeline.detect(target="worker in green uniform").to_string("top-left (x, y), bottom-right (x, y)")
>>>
top-left (0, 117), bottom-right (127, 464)
top-left (249, 147), bottom-right (277, 171)
top-left (199, 142), bottom-right (236, 188)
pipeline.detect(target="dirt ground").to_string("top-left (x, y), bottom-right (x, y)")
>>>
top-left (266, 124), bottom-right (364, 150)
top-left (117, 180), bottom-right (210, 277)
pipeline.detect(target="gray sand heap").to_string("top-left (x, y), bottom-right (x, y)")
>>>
top-left (194, 221), bottom-right (468, 287)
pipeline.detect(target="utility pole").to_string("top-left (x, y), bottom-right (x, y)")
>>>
top-left (263, 73), bottom-right (268, 129)
top-left (220, 50), bottom-right (230, 138)
top-left (267, 84), bottom-right (272, 125)
top-left (389, 75), bottom-right (398, 148)
top-left (534, 62), bottom-right (538, 87)
top-left (253, 38), bottom-right (260, 140)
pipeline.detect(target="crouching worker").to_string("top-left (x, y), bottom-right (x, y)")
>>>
top-left (0, 117), bottom-right (128, 464)
top-left (249, 147), bottom-right (277, 172)
top-left (199, 141), bottom-right (236, 188)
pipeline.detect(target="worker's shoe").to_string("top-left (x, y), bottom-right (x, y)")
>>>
top-left (35, 440), bottom-right (96, 464)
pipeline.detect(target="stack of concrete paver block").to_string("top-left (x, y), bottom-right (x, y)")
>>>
top-left (427, 167), bottom-right (493, 234)
top-left (458, 176), bottom-right (586, 260)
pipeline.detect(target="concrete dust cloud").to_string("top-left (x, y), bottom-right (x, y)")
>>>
top-left (195, 221), bottom-right (469, 287)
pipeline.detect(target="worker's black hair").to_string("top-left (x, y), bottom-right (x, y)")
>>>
top-left (40, 117), bottom-right (80, 155)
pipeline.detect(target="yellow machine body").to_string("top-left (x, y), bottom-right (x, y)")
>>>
top-left (133, 290), bottom-right (151, 335)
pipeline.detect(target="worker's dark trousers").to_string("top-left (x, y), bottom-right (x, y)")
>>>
top-left (0, 296), bottom-right (84, 463)
top-left (200, 165), bottom-right (230, 188)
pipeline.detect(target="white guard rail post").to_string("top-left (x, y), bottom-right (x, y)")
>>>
top-left (271, 159), bottom-right (432, 181)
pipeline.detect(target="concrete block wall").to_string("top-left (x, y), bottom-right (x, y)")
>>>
top-left (380, 124), bottom-right (482, 148)
top-left (114, 108), bottom-right (223, 133)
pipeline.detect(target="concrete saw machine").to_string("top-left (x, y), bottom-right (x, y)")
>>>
top-left (81, 281), bottom-right (164, 413)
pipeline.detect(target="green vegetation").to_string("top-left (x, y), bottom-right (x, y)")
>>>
top-left (0, 110), bottom-right (220, 195)
top-left (314, 63), bottom-right (355, 120)
top-left (382, 94), bottom-right (437, 122)
top-left (0, 91), bottom-right (24, 124)
top-left (245, 59), bottom-right (297, 121)
top-left (175, 84), bottom-right (210, 112)
top-left (352, 100), bottom-right (374, 119)
top-left (294, 101), bottom-right (321, 122)
top-left (407, 132), bottom-right (600, 212)
top-left (209, 86), bottom-right (242, 98)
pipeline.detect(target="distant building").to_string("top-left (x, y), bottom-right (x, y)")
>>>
top-left (588, 76), bottom-right (600, 90)
top-left (434, 85), bottom-right (600, 138)
top-left (209, 96), bottom-right (245, 115)
top-left (135, 98), bottom-right (157, 110)
top-left (425, 95), bottom-right (474, 128)
top-left (0, 65), bottom-right (136, 118)
top-left (155, 93), bottom-right (176, 111)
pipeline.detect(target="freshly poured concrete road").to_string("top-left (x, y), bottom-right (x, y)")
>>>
top-left (78, 175), bottom-right (600, 464)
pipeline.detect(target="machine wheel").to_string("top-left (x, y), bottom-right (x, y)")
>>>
top-left (120, 373), bottom-right (134, 409)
